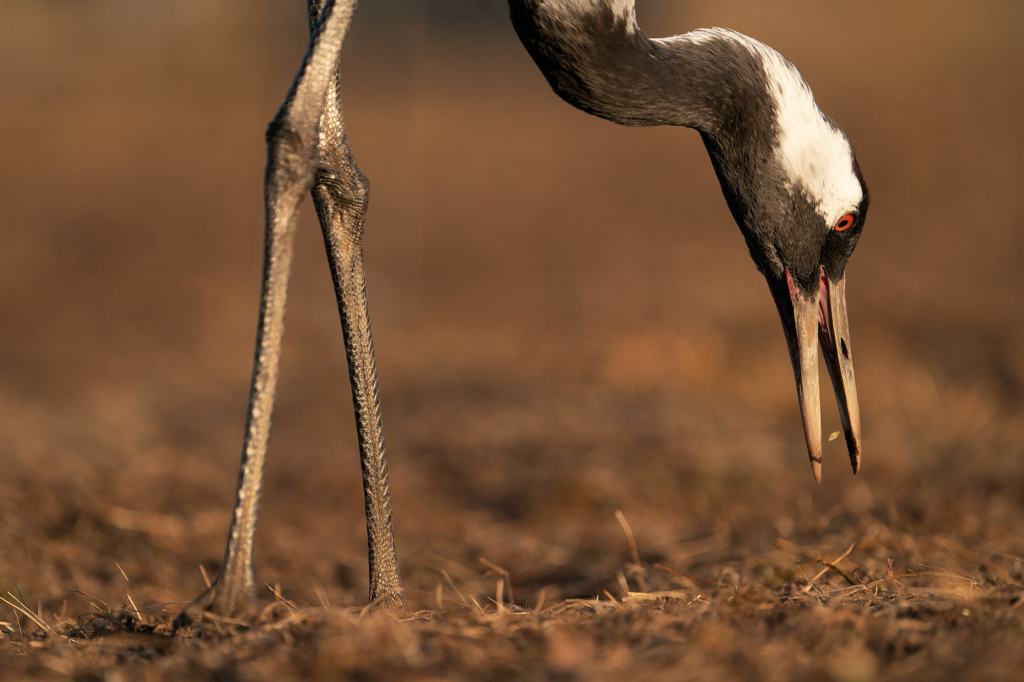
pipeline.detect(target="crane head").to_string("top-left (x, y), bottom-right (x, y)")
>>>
top-left (701, 33), bottom-right (870, 482)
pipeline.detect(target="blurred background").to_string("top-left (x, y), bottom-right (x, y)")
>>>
top-left (1, 0), bottom-right (1022, 613)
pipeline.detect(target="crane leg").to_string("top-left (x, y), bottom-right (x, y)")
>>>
top-left (175, 0), bottom-right (404, 628)
top-left (309, 33), bottom-right (407, 614)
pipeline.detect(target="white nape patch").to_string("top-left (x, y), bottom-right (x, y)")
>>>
top-left (758, 45), bottom-right (862, 225)
top-left (678, 27), bottom-right (730, 45)
top-left (552, 0), bottom-right (637, 27)
top-left (691, 29), bottom-right (863, 225)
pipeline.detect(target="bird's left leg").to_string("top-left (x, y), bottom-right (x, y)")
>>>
top-left (308, 47), bottom-right (406, 611)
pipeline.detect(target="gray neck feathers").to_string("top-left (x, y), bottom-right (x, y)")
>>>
top-left (508, 1), bottom-right (773, 138)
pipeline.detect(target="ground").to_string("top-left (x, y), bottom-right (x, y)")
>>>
top-left (1, 1), bottom-right (1022, 679)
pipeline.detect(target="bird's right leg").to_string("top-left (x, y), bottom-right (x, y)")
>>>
top-left (175, 0), bottom-right (359, 627)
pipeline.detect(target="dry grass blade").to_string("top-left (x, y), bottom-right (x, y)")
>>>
top-left (479, 557), bottom-right (515, 606)
top-left (886, 558), bottom-right (905, 597)
top-left (0, 592), bottom-right (52, 634)
top-left (617, 570), bottom-right (630, 597)
top-left (314, 583), bottom-right (331, 611)
top-left (441, 570), bottom-right (470, 609)
top-left (615, 510), bottom-right (647, 591)
top-left (69, 587), bottom-right (110, 614)
top-left (912, 566), bottom-right (982, 584)
top-left (469, 596), bottom-right (487, 617)
top-left (623, 590), bottom-right (700, 603)
top-left (532, 589), bottom-right (546, 615)
top-left (800, 543), bottom-right (857, 593)
top-left (494, 578), bottom-right (505, 610)
top-left (114, 563), bottom-right (142, 623)
top-left (199, 564), bottom-right (212, 590)
top-left (266, 584), bottom-right (298, 611)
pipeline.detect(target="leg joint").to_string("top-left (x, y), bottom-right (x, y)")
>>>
top-left (265, 115), bottom-right (318, 192)
top-left (315, 163), bottom-right (370, 213)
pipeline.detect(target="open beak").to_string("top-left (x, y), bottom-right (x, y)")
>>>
top-left (767, 269), bottom-right (862, 482)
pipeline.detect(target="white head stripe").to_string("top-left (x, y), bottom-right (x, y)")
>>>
top-left (685, 29), bottom-right (864, 225)
top-left (550, 0), bottom-right (636, 25)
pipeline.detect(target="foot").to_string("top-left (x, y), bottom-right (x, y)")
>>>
top-left (172, 576), bottom-right (257, 634)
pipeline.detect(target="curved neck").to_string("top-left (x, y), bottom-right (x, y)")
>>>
top-left (508, 1), bottom-right (769, 136)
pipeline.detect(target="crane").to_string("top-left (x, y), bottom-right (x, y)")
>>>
top-left (177, 0), bottom-right (868, 623)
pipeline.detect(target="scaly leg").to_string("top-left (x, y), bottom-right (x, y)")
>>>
top-left (309, 8), bottom-right (405, 609)
top-left (176, 0), bottom-right (382, 625)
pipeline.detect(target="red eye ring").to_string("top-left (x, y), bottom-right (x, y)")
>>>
top-left (834, 213), bottom-right (856, 232)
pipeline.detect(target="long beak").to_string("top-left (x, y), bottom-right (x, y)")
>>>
top-left (767, 269), bottom-right (862, 482)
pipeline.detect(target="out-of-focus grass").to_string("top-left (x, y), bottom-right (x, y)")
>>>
top-left (2, 493), bottom-right (1022, 679)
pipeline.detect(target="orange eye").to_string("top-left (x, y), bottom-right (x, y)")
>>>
top-left (834, 213), bottom-right (856, 232)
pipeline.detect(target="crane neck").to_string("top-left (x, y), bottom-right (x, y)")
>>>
top-left (508, 0), bottom-right (773, 142)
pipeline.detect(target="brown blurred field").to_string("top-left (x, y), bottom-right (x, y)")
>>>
top-left (1, 0), bottom-right (1023, 679)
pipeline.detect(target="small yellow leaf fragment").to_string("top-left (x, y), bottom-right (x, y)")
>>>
top-left (828, 431), bottom-right (841, 442)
